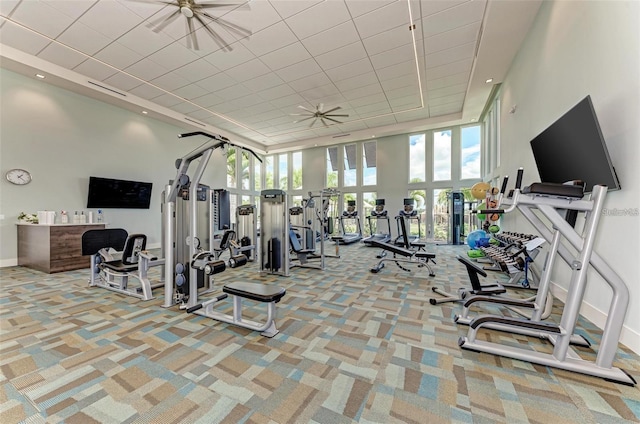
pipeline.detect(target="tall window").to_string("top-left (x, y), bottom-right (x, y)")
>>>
top-left (363, 141), bottom-right (377, 185)
top-left (433, 130), bottom-right (451, 181)
top-left (343, 144), bottom-right (357, 187)
top-left (408, 189), bottom-right (426, 238)
top-left (326, 147), bottom-right (338, 187)
top-left (432, 189), bottom-right (450, 242)
top-left (265, 155), bottom-right (274, 189)
top-left (461, 125), bottom-right (481, 179)
top-left (254, 158), bottom-right (261, 192)
top-left (409, 134), bottom-right (426, 182)
top-left (241, 151), bottom-right (250, 190)
top-left (278, 154), bottom-right (288, 190)
top-left (227, 147), bottom-right (236, 188)
top-left (362, 191), bottom-right (377, 236)
top-left (291, 151), bottom-right (303, 190)
top-left (342, 193), bottom-right (357, 234)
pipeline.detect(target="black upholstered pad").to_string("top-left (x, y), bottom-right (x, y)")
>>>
top-left (223, 282), bottom-right (286, 303)
top-left (415, 252), bottom-right (436, 260)
top-left (102, 261), bottom-right (138, 273)
top-left (523, 182), bottom-right (584, 198)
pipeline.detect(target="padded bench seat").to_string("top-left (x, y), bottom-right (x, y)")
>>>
top-left (415, 251), bottom-right (436, 260)
top-left (223, 282), bottom-right (286, 303)
top-left (522, 182), bottom-right (584, 199)
top-left (103, 261), bottom-right (139, 273)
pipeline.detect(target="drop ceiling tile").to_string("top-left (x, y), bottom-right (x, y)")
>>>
top-left (242, 72), bottom-right (285, 92)
top-left (73, 59), bottom-right (119, 82)
top-left (269, 0), bottom-right (323, 20)
top-left (346, 0), bottom-right (397, 18)
top-left (192, 92), bottom-right (225, 108)
top-left (385, 85), bottom-right (420, 100)
top-left (428, 83), bottom-right (467, 99)
top-left (429, 103), bottom-right (462, 116)
top-left (337, 121), bottom-right (369, 132)
top-left (94, 42), bottom-right (144, 70)
top-left (365, 115), bottom-right (397, 126)
top-left (286, 0), bottom-right (351, 40)
top-left (215, 83), bottom-right (251, 100)
top-left (260, 42), bottom-right (311, 71)
top-left (315, 41), bottom-right (368, 71)
top-left (348, 93), bottom-right (388, 108)
top-left (223, 0), bottom-right (282, 36)
top-left (257, 84), bottom-right (296, 101)
top-left (147, 43), bottom-right (202, 72)
top-left (116, 25), bottom-right (176, 57)
top-left (354, 1), bottom-right (410, 39)
top-left (428, 93), bottom-right (465, 107)
top-left (299, 83), bottom-right (341, 104)
top-left (173, 83), bottom-right (209, 100)
top-left (389, 93), bottom-right (421, 109)
top-left (375, 59), bottom-right (416, 81)
top-left (196, 72), bottom-right (236, 92)
top-left (420, 0), bottom-right (467, 18)
top-left (287, 72), bottom-right (332, 92)
top-left (0, 1), bottom-right (20, 16)
top-left (422, 0), bottom-right (486, 38)
top-left (357, 100), bottom-right (393, 115)
top-left (204, 43), bottom-right (254, 71)
top-left (0, 20), bottom-right (51, 55)
top-left (173, 60), bottom-right (219, 83)
top-left (275, 58), bottom-right (322, 83)
top-left (9, 0), bottom-right (74, 39)
top-left (239, 21), bottom-right (297, 57)
top-left (324, 58), bottom-right (374, 82)
top-left (78, 0), bottom-right (140, 39)
top-left (370, 44), bottom-right (415, 70)
top-left (334, 72), bottom-right (380, 93)
top-left (225, 58), bottom-right (271, 82)
top-left (104, 72), bottom-right (145, 92)
top-left (42, 0), bottom-right (95, 20)
top-left (116, 0), bottom-right (164, 20)
top-left (426, 71), bottom-right (469, 90)
top-left (423, 21), bottom-right (480, 55)
top-left (380, 73), bottom-right (418, 91)
top-left (341, 83), bottom-right (384, 101)
top-left (125, 58), bottom-right (169, 81)
top-left (362, 24), bottom-right (413, 56)
top-left (186, 108), bottom-right (216, 121)
top-left (129, 83), bottom-right (166, 100)
top-left (270, 93), bottom-right (307, 108)
top-left (425, 58), bottom-right (472, 80)
top-left (395, 108), bottom-right (429, 122)
top-left (37, 42), bottom-right (86, 69)
top-left (300, 21), bottom-right (360, 57)
top-left (57, 21), bottom-right (112, 56)
top-left (425, 42), bottom-right (475, 69)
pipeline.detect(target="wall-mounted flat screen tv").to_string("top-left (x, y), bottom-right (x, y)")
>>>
top-left (530, 95), bottom-right (620, 193)
top-left (87, 176), bottom-right (153, 209)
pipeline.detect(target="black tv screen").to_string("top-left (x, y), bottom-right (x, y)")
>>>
top-left (530, 95), bottom-right (620, 193)
top-left (87, 176), bottom-right (153, 209)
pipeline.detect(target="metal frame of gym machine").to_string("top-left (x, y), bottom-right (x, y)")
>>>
top-left (458, 169), bottom-right (635, 386)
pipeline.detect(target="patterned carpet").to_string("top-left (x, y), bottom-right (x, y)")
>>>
top-left (1, 243), bottom-right (639, 423)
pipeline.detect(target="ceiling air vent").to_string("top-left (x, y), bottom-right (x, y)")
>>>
top-left (185, 117), bottom-right (206, 127)
top-left (87, 81), bottom-right (126, 97)
top-left (332, 133), bottom-right (351, 139)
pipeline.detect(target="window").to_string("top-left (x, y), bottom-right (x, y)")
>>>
top-left (433, 130), bottom-right (451, 181)
top-left (461, 125), bottom-right (481, 180)
top-left (291, 195), bottom-right (303, 207)
top-left (483, 96), bottom-right (501, 174)
top-left (278, 154), bottom-right (288, 190)
top-left (409, 134), bottom-right (426, 182)
top-left (408, 189), bottom-right (425, 238)
top-left (363, 141), bottom-right (376, 186)
top-left (292, 151), bottom-right (303, 190)
top-left (241, 194), bottom-right (251, 205)
top-left (343, 144), bottom-right (357, 187)
top-left (326, 147), bottom-right (338, 187)
top-left (226, 146), bottom-right (236, 188)
top-left (341, 193), bottom-right (357, 235)
top-left (254, 158), bottom-right (261, 192)
top-left (265, 155), bottom-right (274, 189)
top-left (362, 192), bottom-right (377, 236)
top-left (432, 189), bottom-right (450, 242)
top-left (229, 193), bottom-right (238, 227)
top-left (241, 151), bottom-right (250, 190)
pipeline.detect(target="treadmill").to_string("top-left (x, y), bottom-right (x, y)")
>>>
top-left (331, 200), bottom-right (363, 245)
top-left (363, 199), bottom-right (391, 246)
top-left (394, 198), bottom-right (422, 246)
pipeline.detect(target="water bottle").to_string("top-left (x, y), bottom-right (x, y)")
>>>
top-left (97, 209), bottom-right (104, 223)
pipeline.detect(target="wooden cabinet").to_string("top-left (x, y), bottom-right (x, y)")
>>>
top-left (17, 223), bottom-right (106, 273)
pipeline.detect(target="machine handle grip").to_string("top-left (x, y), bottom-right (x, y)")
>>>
top-left (515, 168), bottom-right (524, 189)
top-left (500, 176), bottom-right (509, 194)
top-left (186, 304), bottom-right (203, 313)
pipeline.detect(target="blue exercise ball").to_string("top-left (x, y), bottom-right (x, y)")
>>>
top-left (467, 230), bottom-right (488, 249)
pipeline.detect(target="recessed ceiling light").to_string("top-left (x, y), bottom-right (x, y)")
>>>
top-left (35, 74), bottom-right (45, 79)
top-left (470, 119), bottom-right (476, 122)
top-left (371, 135), bottom-right (375, 138)
top-left (142, 110), bottom-right (148, 114)
top-left (485, 78), bottom-right (493, 84)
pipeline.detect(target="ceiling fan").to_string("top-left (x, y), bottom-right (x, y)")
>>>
top-left (131, 0), bottom-right (251, 51)
top-left (291, 104), bottom-right (350, 128)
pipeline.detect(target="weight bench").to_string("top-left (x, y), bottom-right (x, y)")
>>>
top-left (369, 239), bottom-right (436, 276)
top-left (429, 255), bottom-right (506, 305)
top-left (187, 280), bottom-right (286, 337)
top-left (82, 228), bottom-right (165, 301)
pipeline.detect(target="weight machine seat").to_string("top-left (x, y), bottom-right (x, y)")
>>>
top-left (102, 234), bottom-right (147, 273)
top-left (223, 282), bottom-right (286, 303)
top-left (289, 229), bottom-right (315, 253)
top-left (522, 182), bottom-right (584, 199)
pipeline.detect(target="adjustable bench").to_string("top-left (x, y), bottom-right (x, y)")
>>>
top-left (187, 277), bottom-right (286, 337)
top-left (369, 239), bottom-right (436, 276)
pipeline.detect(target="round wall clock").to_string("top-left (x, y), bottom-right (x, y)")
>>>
top-left (5, 168), bottom-right (32, 185)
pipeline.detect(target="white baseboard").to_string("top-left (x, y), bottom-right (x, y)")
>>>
top-left (0, 258), bottom-right (18, 268)
top-left (550, 282), bottom-right (640, 355)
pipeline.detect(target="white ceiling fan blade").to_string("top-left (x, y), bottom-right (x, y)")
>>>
top-left (186, 17), bottom-right (200, 50)
top-left (200, 12), bottom-right (251, 38)
top-left (325, 114), bottom-right (349, 118)
top-left (147, 9), bottom-right (181, 33)
top-left (323, 116), bottom-right (343, 124)
top-left (321, 117), bottom-right (329, 127)
top-left (298, 105), bottom-right (315, 113)
top-left (128, 0), bottom-right (176, 5)
top-left (309, 117), bottom-right (319, 128)
top-left (317, 103), bottom-right (324, 113)
top-left (293, 116), bottom-right (315, 124)
top-left (194, 14), bottom-right (231, 51)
